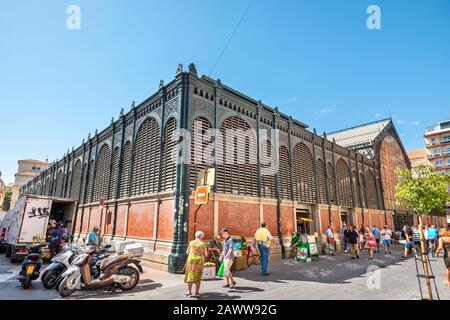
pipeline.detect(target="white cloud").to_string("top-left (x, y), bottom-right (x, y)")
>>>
top-left (375, 113), bottom-right (381, 118)
top-left (314, 105), bottom-right (336, 117)
top-left (400, 132), bottom-right (406, 137)
top-left (409, 121), bottom-right (420, 126)
top-left (288, 97), bottom-right (298, 103)
top-left (396, 119), bottom-right (404, 125)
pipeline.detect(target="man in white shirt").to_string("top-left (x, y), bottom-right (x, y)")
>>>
top-left (380, 225), bottom-right (392, 255)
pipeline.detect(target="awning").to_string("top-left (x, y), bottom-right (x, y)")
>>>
top-left (297, 217), bottom-right (313, 222)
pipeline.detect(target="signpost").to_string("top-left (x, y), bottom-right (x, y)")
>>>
top-left (193, 168), bottom-right (214, 235)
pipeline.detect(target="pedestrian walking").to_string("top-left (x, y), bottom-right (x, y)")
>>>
top-left (340, 223), bottom-right (349, 253)
top-left (372, 225), bottom-right (381, 253)
top-left (219, 227), bottom-right (236, 288)
top-left (412, 225), bottom-right (421, 249)
top-left (184, 231), bottom-right (208, 298)
top-left (344, 225), bottom-right (359, 259)
top-left (359, 224), bottom-right (366, 250)
top-left (364, 227), bottom-right (376, 260)
top-left (434, 224), bottom-right (450, 286)
top-left (402, 227), bottom-right (414, 259)
top-left (326, 226), bottom-right (335, 256)
top-left (428, 225), bottom-right (438, 257)
top-left (254, 222), bottom-right (278, 275)
top-left (380, 225), bottom-right (392, 255)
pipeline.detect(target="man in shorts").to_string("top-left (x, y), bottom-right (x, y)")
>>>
top-left (219, 227), bottom-right (236, 288)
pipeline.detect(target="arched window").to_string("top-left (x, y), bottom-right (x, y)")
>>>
top-left (359, 172), bottom-right (367, 208)
top-left (120, 141), bottom-right (132, 198)
top-left (365, 169), bottom-right (378, 209)
top-left (93, 144), bottom-right (111, 201)
top-left (190, 117), bottom-right (213, 190)
top-left (85, 160), bottom-right (95, 204)
top-left (261, 139), bottom-right (275, 199)
top-left (380, 134), bottom-right (408, 210)
top-left (327, 162), bottom-right (336, 204)
top-left (216, 116), bottom-right (258, 196)
top-left (352, 170), bottom-right (359, 207)
top-left (109, 148), bottom-right (120, 199)
top-left (279, 145), bottom-right (291, 200)
top-left (70, 160), bottom-right (82, 201)
top-left (336, 159), bottom-right (352, 208)
top-left (36, 182), bottom-right (42, 195)
top-left (292, 143), bottom-right (316, 204)
top-left (316, 159), bottom-right (326, 204)
top-left (162, 118), bottom-right (177, 191)
top-left (131, 118), bottom-right (160, 196)
top-left (55, 170), bottom-right (63, 197)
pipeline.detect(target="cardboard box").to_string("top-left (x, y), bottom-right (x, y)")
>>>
top-left (231, 255), bottom-right (247, 271)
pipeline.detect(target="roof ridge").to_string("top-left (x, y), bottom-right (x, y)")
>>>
top-left (327, 118), bottom-right (391, 136)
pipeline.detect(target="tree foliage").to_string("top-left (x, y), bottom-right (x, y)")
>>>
top-left (2, 188), bottom-right (12, 211)
top-left (395, 166), bottom-right (450, 216)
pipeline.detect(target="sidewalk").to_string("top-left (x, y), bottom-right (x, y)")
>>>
top-left (75, 244), bottom-right (450, 300)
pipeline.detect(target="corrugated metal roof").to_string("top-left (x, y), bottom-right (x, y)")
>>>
top-left (326, 118), bottom-right (391, 148)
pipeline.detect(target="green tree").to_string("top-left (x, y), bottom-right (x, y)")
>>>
top-left (2, 188), bottom-right (12, 211)
top-left (395, 165), bottom-right (450, 300)
top-left (396, 166), bottom-right (450, 216)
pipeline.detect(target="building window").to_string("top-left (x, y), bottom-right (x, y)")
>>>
top-left (435, 160), bottom-right (443, 167)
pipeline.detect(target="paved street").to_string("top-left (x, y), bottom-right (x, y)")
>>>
top-left (0, 244), bottom-right (449, 300)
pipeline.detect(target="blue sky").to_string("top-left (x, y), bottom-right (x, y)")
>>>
top-left (0, 0), bottom-right (449, 183)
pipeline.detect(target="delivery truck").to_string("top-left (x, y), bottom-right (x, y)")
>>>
top-left (1, 194), bottom-right (77, 262)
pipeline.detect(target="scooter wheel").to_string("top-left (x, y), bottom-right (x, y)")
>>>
top-left (42, 269), bottom-right (60, 289)
top-left (58, 277), bottom-right (75, 298)
top-left (21, 277), bottom-right (32, 289)
top-left (117, 267), bottom-right (140, 291)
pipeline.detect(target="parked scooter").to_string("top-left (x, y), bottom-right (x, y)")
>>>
top-left (18, 243), bottom-right (46, 289)
top-left (41, 243), bottom-right (81, 289)
top-left (42, 243), bottom-right (112, 290)
top-left (58, 245), bottom-right (143, 297)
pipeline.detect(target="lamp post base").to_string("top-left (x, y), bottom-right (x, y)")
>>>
top-left (168, 252), bottom-right (188, 274)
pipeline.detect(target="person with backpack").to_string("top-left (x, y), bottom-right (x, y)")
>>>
top-left (372, 225), bottom-right (381, 253)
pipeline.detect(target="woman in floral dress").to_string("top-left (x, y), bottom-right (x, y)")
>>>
top-left (184, 231), bottom-right (208, 298)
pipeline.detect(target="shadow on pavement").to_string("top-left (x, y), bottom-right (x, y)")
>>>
top-left (70, 279), bottom-right (163, 300)
top-left (197, 292), bottom-right (241, 300)
top-left (234, 245), bottom-right (408, 285)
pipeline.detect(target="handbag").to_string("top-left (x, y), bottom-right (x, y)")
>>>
top-left (368, 237), bottom-right (377, 247)
top-left (217, 261), bottom-right (225, 277)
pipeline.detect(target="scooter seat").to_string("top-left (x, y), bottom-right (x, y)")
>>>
top-left (99, 253), bottom-right (132, 271)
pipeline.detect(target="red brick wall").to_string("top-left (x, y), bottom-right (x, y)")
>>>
top-left (115, 204), bottom-right (127, 237)
top-left (263, 205), bottom-right (278, 236)
top-left (157, 199), bottom-right (175, 241)
top-left (280, 205), bottom-right (294, 236)
top-left (188, 200), bottom-right (214, 241)
top-left (385, 211), bottom-right (394, 230)
top-left (331, 208), bottom-right (341, 233)
top-left (320, 208), bottom-right (330, 234)
top-left (218, 201), bottom-right (259, 237)
top-left (127, 201), bottom-right (155, 239)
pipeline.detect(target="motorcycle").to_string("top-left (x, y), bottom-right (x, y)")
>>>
top-left (41, 243), bottom-right (81, 289)
top-left (18, 243), bottom-right (46, 289)
top-left (58, 245), bottom-right (143, 297)
top-left (42, 243), bottom-right (112, 290)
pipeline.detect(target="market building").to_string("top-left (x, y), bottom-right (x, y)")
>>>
top-left (19, 64), bottom-right (447, 272)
